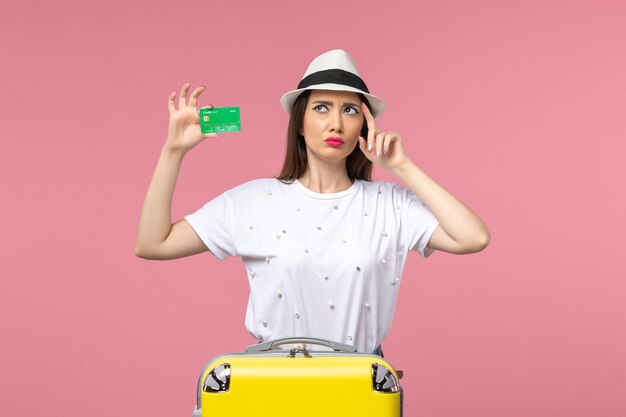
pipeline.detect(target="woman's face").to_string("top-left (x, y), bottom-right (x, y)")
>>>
top-left (300, 89), bottom-right (364, 163)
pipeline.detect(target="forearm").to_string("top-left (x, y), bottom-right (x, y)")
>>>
top-left (390, 160), bottom-right (490, 249)
top-left (135, 147), bottom-right (186, 252)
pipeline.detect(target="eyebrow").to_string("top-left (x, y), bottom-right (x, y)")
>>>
top-left (311, 100), bottom-right (361, 107)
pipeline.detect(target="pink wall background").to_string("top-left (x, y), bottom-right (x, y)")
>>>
top-left (1, 0), bottom-right (625, 416)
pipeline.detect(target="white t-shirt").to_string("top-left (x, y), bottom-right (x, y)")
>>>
top-left (184, 178), bottom-right (439, 353)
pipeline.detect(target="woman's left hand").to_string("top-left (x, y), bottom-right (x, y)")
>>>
top-left (358, 103), bottom-right (410, 172)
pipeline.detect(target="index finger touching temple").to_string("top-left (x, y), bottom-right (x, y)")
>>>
top-left (362, 102), bottom-right (376, 126)
top-left (362, 102), bottom-right (376, 150)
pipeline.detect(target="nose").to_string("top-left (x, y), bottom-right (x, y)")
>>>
top-left (329, 108), bottom-right (344, 133)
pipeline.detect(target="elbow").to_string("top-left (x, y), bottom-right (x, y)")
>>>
top-left (135, 242), bottom-right (155, 259)
top-left (134, 243), bottom-right (147, 259)
top-left (477, 231), bottom-right (490, 251)
top-left (471, 230), bottom-right (490, 253)
top-left (459, 231), bottom-right (490, 254)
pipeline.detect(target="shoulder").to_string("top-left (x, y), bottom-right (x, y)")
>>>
top-left (224, 178), bottom-right (278, 194)
top-left (359, 180), bottom-right (410, 196)
top-left (223, 178), bottom-right (296, 201)
top-left (360, 180), bottom-right (425, 206)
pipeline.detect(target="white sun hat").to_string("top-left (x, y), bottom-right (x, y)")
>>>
top-left (280, 49), bottom-right (386, 117)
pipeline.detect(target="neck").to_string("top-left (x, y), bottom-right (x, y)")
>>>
top-left (298, 156), bottom-right (353, 194)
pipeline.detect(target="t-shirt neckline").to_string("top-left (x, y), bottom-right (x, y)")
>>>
top-left (293, 179), bottom-right (361, 199)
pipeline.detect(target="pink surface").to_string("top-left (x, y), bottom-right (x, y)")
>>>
top-left (1, 0), bottom-right (625, 416)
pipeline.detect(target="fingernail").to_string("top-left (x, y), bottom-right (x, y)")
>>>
top-left (368, 144), bottom-right (373, 150)
top-left (376, 151), bottom-right (380, 157)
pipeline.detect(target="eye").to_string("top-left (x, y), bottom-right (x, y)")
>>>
top-left (313, 104), bottom-right (328, 112)
top-left (344, 106), bottom-right (360, 115)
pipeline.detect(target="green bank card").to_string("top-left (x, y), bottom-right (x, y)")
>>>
top-left (199, 106), bottom-right (241, 133)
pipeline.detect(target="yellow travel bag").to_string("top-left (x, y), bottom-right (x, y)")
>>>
top-left (191, 337), bottom-right (403, 417)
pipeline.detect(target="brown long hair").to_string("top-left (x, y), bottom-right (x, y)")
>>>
top-left (276, 90), bottom-right (373, 183)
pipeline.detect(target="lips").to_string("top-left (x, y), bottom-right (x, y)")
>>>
top-left (324, 137), bottom-right (344, 147)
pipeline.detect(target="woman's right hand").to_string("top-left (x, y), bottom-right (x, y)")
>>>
top-left (164, 82), bottom-right (217, 154)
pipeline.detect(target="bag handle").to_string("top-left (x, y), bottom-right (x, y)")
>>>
top-left (245, 337), bottom-right (357, 353)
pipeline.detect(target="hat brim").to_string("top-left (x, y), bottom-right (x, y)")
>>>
top-left (280, 84), bottom-right (386, 118)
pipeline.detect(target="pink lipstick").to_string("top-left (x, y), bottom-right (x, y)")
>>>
top-left (324, 137), bottom-right (344, 147)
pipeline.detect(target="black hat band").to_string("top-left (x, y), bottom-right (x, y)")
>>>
top-left (297, 69), bottom-right (370, 93)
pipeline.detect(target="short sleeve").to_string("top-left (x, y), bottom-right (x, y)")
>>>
top-left (396, 185), bottom-right (440, 258)
top-left (183, 191), bottom-right (238, 260)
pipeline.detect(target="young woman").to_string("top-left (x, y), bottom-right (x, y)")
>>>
top-left (135, 50), bottom-right (490, 355)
